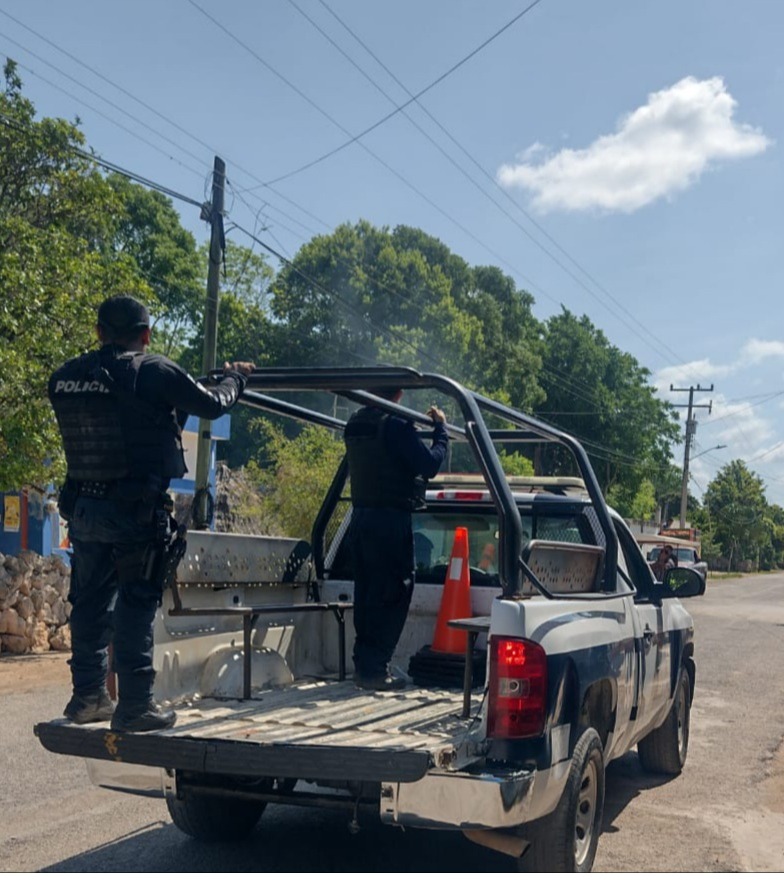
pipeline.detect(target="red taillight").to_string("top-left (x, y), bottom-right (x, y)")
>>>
top-left (432, 490), bottom-right (489, 501)
top-left (487, 636), bottom-right (548, 739)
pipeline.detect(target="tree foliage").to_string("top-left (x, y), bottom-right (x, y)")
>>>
top-left (248, 422), bottom-right (344, 539)
top-left (106, 173), bottom-right (202, 358)
top-left (0, 61), bottom-right (149, 489)
top-left (703, 460), bottom-right (769, 570)
top-left (535, 310), bottom-right (680, 495)
top-left (2, 68), bottom-right (697, 534)
top-left (269, 221), bottom-right (544, 409)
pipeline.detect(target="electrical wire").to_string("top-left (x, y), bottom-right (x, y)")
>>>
top-left (0, 111), bottom-right (204, 208)
top-left (216, 0), bottom-right (546, 186)
top-left (228, 219), bottom-right (445, 369)
top-left (0, 51), bottom-right (205, 179)
top-left (305, 0), bottom-right (697, 378)
top-left (0, 7), bottom-right (329, 234)
top-left (2, 13), bottom-right (733, 478)
top-left (0, 30), bottom-right (209, 169)
top-left (3, 5), bottom-right (670, 415)
top-left (261, 2), bottom-right (710, 411)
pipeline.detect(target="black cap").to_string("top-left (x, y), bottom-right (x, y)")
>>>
top-left (97, 295), bottom-right (150, 336)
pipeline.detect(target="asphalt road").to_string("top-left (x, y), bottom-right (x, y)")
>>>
top-left (2, 573), bottom-right (783, 873)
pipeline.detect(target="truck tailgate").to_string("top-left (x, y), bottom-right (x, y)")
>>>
top-left (35, 682), bottom-right (483, 783)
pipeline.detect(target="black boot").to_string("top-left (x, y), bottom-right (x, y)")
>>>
top-left (110, 701), bottom-right (177, 732)
top-left (63, 688), bottom-right (115, 724)
top-left (354, 671), bottom-right (407, 691)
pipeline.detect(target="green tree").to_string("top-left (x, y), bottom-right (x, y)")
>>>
top-left (498, 450), bottom-right (535, 477)
top-left (534, 310), bottom-right (679, 494)
top-left (177, 240), bottom-right (278, 469)
top-left (249, 421), bottom-right (344, 539)
top-left (761, 503), bottom-right (784, 570)
top-left (270, 221), bottom-right (543, 408)
top-left (105, 174), bottom-right (203, 358)
top-left (704, 460), bottom-right (768, 570)
top-left (0, 61), bottom-right (149, 489)
top-left (607, 478), bottom-right (657, 523)
top-left (214, 238), bottom-right (275, 311)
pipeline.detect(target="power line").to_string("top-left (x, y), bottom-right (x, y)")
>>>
top-left (2, 11), bottom-right (709, 435)
top-left (0, 8), bottom-right (330, 234)
top-left (746, 439), bottom-right (784, 464)
top-left (702, 389), bottom-right (784, 427)
top-left (186, 2), bottom-right (622, 414)
top-left (228, 219), bottom-right (445, 370)
top-left (0, 50), bottom-right (205, 179)
top-left (279, 1), bottom-right (710, 412)
top-left (0, 112), bottom-right (204, 208)
top-left (0, 31), bottom-right (210, 169)
top-left (3, 5), bottom-right (659, 414)
top-left (313, 0), bottom-right (699, 381)
top-left (221, 0), bottom-right (545, 186)
top-left (189, 2), bottom-right (557, 303)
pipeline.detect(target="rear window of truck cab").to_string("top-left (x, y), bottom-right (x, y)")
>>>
top-left (326, 494), bottom-right (599, 587)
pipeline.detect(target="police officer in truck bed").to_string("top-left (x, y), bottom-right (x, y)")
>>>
top-left (48, 295), bottom-right (253, 732)
top-left (344, 388), bottom-right (448, 691)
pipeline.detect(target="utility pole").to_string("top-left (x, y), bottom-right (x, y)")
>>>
top-left (670, 383), bottom-right (714, 528)
top-left (192, 156), bottom-right (226, 529)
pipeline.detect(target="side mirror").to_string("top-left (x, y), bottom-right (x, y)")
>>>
top-left (658, 566), bottom-right (705, 598)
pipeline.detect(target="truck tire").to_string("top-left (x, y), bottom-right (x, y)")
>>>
top-left (637, 667), bottom-right (691, 775)
top-left (166, 791), bottom-right (266, 841)
top-left (518, 728), bottom-right (605, 873)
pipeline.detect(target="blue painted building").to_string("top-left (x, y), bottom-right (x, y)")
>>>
top-left (0, 415), bottom-right (230, 562)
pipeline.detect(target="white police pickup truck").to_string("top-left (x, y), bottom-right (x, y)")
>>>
top-left (35, 367), bottom-right (706, 873)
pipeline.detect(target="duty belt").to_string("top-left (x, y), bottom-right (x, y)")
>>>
top-left (75, 481), bottom-right (115, 499)
top-left (74, 480), bottom-right (165, 502)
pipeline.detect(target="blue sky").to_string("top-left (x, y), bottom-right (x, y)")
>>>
top-left (2, 0), bottom-right (783, 506)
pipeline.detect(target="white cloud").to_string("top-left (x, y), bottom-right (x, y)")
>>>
top-left (516, 141), bottom-right (546, 161)
top-left (654, 358), bottom-right (733, 395)
top-left (497, 76), bottom-right (772, 213)
top-left (740, 338), bottom-right (784, 365)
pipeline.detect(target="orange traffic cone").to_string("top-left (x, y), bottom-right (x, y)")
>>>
top-left (431, 527), bottom-right (472, 654)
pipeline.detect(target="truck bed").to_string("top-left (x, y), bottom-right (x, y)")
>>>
top-left (35, 681), bottom-right (484, 784)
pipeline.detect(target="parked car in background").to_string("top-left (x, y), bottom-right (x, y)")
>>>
top-left (634, 533), bottom-right (708, 584)
top-left (648, 545), bottom-right (708, 583)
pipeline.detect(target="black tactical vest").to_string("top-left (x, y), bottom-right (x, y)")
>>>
top-left (48, 348), bottom-right (186, 483)
top-left (344, 407), bottom-right (419, 510)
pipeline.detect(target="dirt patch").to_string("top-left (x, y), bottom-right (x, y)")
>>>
top-left (762, 739), bottom-right (784, 814)
top-left (723, 739), bottom-right (784, 872)
top-left (0, 652), bottom-right (70, 694)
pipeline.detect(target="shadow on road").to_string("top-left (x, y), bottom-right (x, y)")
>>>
top-left (40, 805), bottom-right (517, 873)
top-left (603, 751), bottom-right (673, 834)
top-left (39, 752), bottom-right (673, 873)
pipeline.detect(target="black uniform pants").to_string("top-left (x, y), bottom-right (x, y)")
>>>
top-left (350, 507), bottom-right (415, 678)
top-left (67, 496), bottom-right (159, 706)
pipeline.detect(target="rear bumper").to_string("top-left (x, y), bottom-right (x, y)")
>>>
top-left (36, 720), bottom-right (535, 830)
top-left (381, 766), bottom-right (536, 830)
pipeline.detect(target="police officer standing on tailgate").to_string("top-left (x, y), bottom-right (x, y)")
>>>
top-left (344, 388), bottom-right (448, 691)
top-left (48, 295), bottom-right (254, 731)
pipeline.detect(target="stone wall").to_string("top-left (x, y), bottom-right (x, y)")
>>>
top-left (0, 550), bottom-right (71, 654)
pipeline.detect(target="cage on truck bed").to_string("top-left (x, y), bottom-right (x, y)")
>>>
top-left (35, 366), bottom-right (705, 873)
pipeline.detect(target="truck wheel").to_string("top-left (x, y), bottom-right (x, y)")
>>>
top-left (637, 667), bottom-right (691, 775)
top-left (166, 791), bottom-right (266, 841)
top-left (518, 728), bottom-right (605, 873)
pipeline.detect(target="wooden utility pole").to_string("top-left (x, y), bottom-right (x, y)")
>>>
top-left (192, 156), bottom-right (226, 529)
top-left (670, 383), bottom-right (714, 528)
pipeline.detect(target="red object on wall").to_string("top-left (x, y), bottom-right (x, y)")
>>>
top-left (20, 490), bottom-right (28, 551)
